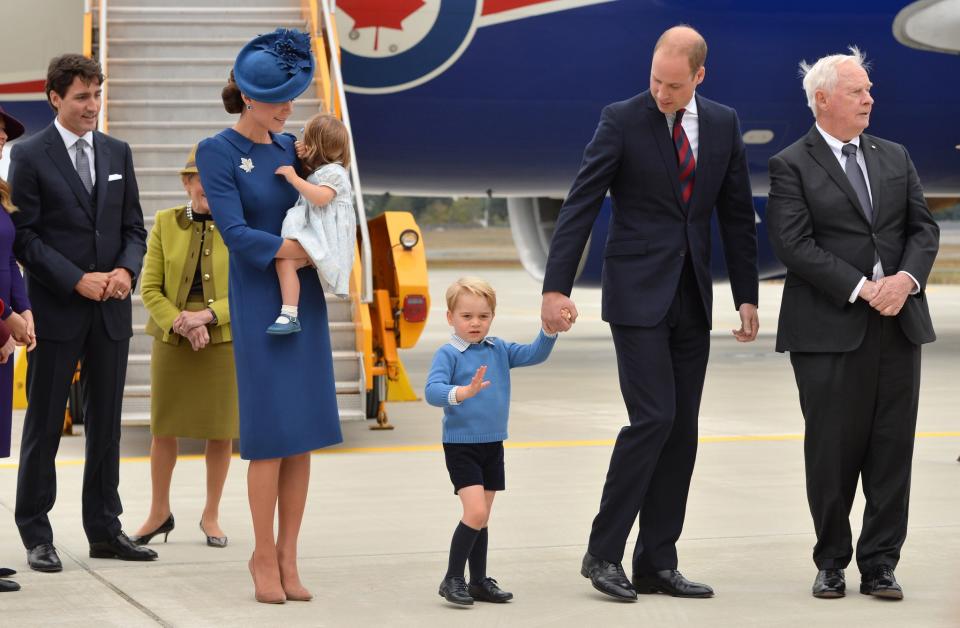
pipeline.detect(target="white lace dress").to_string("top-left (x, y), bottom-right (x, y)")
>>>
top-left (280, 162), bottom-right (356, 297)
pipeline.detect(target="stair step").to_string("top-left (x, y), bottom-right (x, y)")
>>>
top-left (109, 120), bottom-right (308, 144)
top-left (107, 18), bottom-right (307, 40)
top-left (111, 101), bottom-right (322, 123)
top-left (107, 0), bottom-right (299, 7)
top-left (108, 77), bottom-right (319, 100)
top-left (108, 6), bottom-right (301, 16)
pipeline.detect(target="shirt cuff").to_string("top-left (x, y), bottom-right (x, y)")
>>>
top-left (447, 386), bottom-right (460, 406)
top-left (898, 271), bottom-right (920, 295)
top-left (849, 276), bottom-right (867, 304)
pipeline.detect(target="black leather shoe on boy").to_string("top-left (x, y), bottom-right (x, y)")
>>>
top-left (633, 569), bottom-right (714, 598)
top-left (581, 552), bottom-right (637, 601)
top-left (860, 566), bottom-right (903, 600)
top-left (438, 575), bottom-right (474, 605)
top-left (89, 532), bottom-right (158, 561)
top-left (812, 568), bottom-right (845, 598)
top-left (468, 577), bottom-right (513, 603)
top-left (26, 544), bottom-right (62, 573)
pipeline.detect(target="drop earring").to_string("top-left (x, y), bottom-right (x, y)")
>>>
top-left (246, 104), bottom-right (253, 110)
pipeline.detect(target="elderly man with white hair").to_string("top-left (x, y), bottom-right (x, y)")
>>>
top-left (766, 47), bottom-right (939, 600)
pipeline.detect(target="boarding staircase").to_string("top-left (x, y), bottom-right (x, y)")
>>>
top-left (91, 0), bottom-right (367, 425)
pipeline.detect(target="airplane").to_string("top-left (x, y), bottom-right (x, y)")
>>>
top-left (2, 0), bottom-right (957, 288)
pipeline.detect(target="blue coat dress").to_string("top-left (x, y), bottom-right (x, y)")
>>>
top-left (197, 129), bottom-right (342, 459)
top-left (0, 209), bottom-right (30, 458)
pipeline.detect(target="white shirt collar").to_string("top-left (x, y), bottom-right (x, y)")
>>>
top-left (815, 122), bottom-right (860, 154)
top-left (448, 334), bottom-right (495, 352)
top-left (54, 117), bottom-right (94, 151)
top-left (667, 92), bottom-right (697, 120)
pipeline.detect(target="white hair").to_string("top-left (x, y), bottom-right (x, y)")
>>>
top-left (799, 46), bottom-right (870, 117)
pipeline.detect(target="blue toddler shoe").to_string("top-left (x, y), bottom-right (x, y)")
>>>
top-left (266, 314), bottom-right (301, 335)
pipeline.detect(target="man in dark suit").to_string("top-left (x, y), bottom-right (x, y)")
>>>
top-left (766, 47), bottom-right (938, 600)
top-left (9, 54), bottom-right (155, 571)
top-left (541, 26), bottom-right (759, 600)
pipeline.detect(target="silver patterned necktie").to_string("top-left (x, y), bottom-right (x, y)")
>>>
top-left (75, 138), bottom-right (93, 195)
top-left (841, 143), bottom-right (872, 224)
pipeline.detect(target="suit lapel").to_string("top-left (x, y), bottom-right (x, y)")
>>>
top-left (859, 134), bottom-right (881, 226)
top-left (804, 127), bottom-right (871, 226)
top-left (645, 96), bottom-right (684, 210)
top-left (94, 132), bottom-right (111, 221)
top-left (43, 124), bottom-right (94, 220)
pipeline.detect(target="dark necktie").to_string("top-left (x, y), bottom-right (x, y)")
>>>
top-left (75, 138), bottom-right (93, 195)
top-left (841, 143), bottom-right (872, 224)
top-left (672, 108), bottom-right (696, 205)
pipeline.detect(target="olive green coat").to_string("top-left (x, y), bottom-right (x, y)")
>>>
top-left (141, 206), bottom-right (231, 344)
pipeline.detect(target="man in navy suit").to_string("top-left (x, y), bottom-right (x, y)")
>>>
top-left (541, 26), bottom-right (759, 600)
top-left (9, 54), bottom-right (154, 571)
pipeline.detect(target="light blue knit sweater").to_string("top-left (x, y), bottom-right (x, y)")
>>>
top-left (425, 330), bottom-right (556, 443)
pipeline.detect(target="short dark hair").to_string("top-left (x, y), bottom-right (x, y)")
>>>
top-left (45, 54), bottom-right (104, 111)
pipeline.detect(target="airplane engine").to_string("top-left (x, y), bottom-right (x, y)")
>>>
top-left (507, 196), bottom-right (785, 288)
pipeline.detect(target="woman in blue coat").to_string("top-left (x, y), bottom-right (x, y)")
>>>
top-left (0, 106), bottom-right (34, 593)
top-left (197, 29), bottom-right (342, 604)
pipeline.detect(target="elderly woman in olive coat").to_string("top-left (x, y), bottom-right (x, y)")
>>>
top-left (130, 146), bottom-right (237, 548)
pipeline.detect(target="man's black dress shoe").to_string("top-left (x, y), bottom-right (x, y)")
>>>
top-left (812, 568), bottom-right (845, 598)
top-left (89, 532), bottom-right (158, 561)
top-left (581, 552), bottom-right (637, 601)
top-left (0, 567), bottom-right (15, 577)
top-left (0, 578), bottom-right (20, 592)
top-left (468, 577), bottom-right (513, 603)
top-left (633, 569), bottom-right (714, 598)
top-left (860, 566), bottom-right (903, 600)
top-left (129, 514), bottom-right (175, 545)
top-left (27, 544), bottom-right (62, 572)
top-left (438, 575), bottom-right (474, 605)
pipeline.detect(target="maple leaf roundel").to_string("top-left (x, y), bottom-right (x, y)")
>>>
top-left (337, 1), bottom-right (480, 94)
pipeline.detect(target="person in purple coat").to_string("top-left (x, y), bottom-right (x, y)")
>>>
top-left (0, 106), bottom-right (36, 593)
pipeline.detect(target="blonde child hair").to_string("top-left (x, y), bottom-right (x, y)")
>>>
top-left (445, 277), bottom-right (497, 313)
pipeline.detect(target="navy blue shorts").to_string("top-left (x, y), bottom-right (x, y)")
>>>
top-left (443, 441), bottom-right (505, 494)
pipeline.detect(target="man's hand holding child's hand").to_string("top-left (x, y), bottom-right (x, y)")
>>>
top-left (456, 365), bottom-right (491, 402)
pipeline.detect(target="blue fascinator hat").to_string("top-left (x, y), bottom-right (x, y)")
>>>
top-left (233, 28), bottom-right (315, 103)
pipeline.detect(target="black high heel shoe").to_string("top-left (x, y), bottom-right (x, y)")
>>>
top-left (130, 514), bottom-right (175, 545)
top-left (200, 519), bottom-right (227, 548)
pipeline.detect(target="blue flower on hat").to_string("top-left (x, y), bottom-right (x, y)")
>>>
top-left (233, 28), bottom-right (316, 103)
top-left (255, 28), bottom-right (312, 77)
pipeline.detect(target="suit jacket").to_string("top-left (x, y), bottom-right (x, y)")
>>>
top-left (766, 126), bottom-right (939, 353)
top-left (141, 205), bottom-right (231, 345)
top-left (9, 123), bottom-right (147, 342)
top-left (542, 91), bottom-right (758, 328)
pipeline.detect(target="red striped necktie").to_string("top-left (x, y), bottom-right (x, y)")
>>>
top-left (672, 108), bottom-right (696, 205)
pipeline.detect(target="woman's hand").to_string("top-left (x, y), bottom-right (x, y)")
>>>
top-left (275, 165), bottom-right (299, 183)
top-left (186, 325), bottom-right (210, 351)
top-left (0, 335), bottom-right (16, 364)
top-left (5, 311), bottom-right (35, 350)
top-left (172, 309), bottom-right (214, 336)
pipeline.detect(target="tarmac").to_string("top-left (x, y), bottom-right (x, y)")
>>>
top-left (0, 267), bottom-right (958, 627)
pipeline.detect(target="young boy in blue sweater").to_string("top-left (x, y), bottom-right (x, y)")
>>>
top-left (425, 277), bottom-right (559, 606)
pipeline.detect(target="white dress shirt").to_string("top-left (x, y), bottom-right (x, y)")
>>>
top-left (54, 117), bottom-right (96, 187)
top-left (814, 123), bottom-right (918, 303)
top-left (666, 93), bottom-right (698, 162)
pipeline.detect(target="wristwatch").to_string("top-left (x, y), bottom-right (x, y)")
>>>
top-left (206, 308), bottom-right (218, 325)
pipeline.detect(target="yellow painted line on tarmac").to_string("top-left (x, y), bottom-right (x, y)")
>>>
top-left (0, 432), bottom-right (957, 469)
